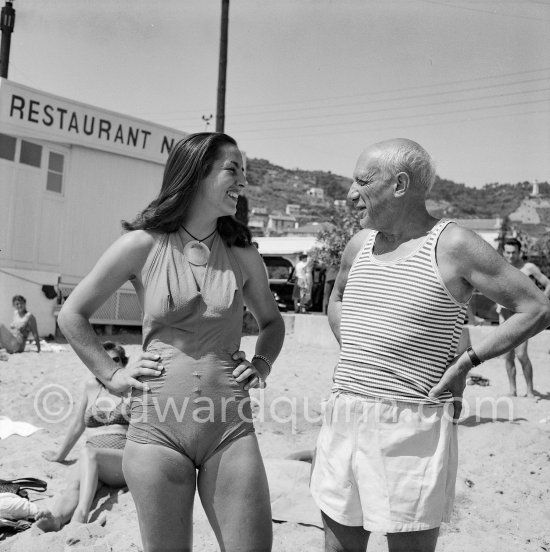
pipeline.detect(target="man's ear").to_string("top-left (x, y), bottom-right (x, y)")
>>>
top-left (394, 171), bottom-right (409, 197)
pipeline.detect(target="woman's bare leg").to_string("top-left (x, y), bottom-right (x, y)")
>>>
top-left (36, 465), bottom-right (81, 531)
top-left (198, 434), bottom-right (272, 552)
top-left (123, 441), bottom-right (196, 552)
top-left (72, 447), bottom-right (125, 523)
top-left (0, 324), bottom-right (20, 353)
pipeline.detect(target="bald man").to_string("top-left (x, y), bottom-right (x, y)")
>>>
top-left (310, 139), bottom-right (550, 552)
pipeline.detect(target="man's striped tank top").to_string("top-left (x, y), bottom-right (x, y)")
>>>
top-left (333, 219), bottom-right (468, 404)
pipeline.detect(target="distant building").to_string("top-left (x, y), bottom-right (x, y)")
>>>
top-left (333, 199), bottom-right (347, 209)
top-left (454, 218), bottom-right (501, 249)
top-left (0, 79), bottom-right (187, 334)
top-left (306, 187), bottom-right (325, 203)
top-left (254, 236), bottom-right (320, 267)
top-left (251, 207), bottom-right (268, 215)
top-left (266, 214), bottom-right (297, 236)
top-left (285, 222), bottom-right (334, 237)
top-left (248, 217), bottom-right (266, 237)
top-left (285, 204), bottom-right (301, 216)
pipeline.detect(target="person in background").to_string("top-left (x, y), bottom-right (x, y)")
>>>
top-left (293, 253), bottom-right (311, 313)
top-left (0, 295), bottom-right (40, 354)
top-left (57, 132), bottom-right (284, 552)
top-left (499, 237), bottom-right (550, 397)
top-left (38, 342), bottom-right (140, 530)
top-left (310, 138), bottom-right (550, 552)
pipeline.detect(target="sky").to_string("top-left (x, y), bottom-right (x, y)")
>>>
top-left (6, 0), bottom-right (550, 188)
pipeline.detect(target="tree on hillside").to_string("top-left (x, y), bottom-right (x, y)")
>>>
top-left (308, 206), bottom-right (362, 267)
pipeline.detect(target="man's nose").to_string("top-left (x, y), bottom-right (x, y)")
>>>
top-left (347, 182), bottom-right (360, 201)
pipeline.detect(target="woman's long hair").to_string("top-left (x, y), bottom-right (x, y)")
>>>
top-left (122, 132), bottom-right (251, 247)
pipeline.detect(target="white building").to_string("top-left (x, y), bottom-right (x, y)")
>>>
top-left (285, 204), bottom-right (300, 216)
top-left (306, 187), bottom-right (324, 202)
top-left (254, 236), bottom-right (319, 266)
top-left (0, 79), bottom-right (187, 335)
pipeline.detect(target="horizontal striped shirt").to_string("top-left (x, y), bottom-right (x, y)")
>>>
top-left (333, 219), bottom-right (467, 405)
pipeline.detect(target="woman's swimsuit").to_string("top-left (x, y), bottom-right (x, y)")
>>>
top-left (84, 387), bottom-right (130, 449)
top-left (10, 312), bottom-right (34, 353)
top-left (126, 230), bottom-right (254, 467)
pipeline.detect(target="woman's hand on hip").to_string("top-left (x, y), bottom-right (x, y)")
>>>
top-left (105, 351), bottom-right (163, 394)
top-left (232, 350), bottom-right (264, 390)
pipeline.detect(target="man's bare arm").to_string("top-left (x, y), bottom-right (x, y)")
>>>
top-left (430, 226), bottom-right (550, 414)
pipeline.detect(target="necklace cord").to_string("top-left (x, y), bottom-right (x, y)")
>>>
top-left (181, 225), bottom-right (217, 243)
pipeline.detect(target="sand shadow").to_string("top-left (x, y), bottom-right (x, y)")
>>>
top-left (459, 416), bottom-right (528, 427)
top-left (88, 485), bottom-right (129, 523)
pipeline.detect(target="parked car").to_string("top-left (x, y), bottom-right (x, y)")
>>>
top-left (261, 255), bottom-right (295, 312)
top-left (261, 255), bottom-right (325, 313)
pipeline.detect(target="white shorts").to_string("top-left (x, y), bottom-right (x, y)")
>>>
top-left (310, 392), bottom-right (458, 533)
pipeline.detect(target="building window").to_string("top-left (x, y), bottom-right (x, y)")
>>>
top-left (46, 152), bottom-right (64, 193)
top-left (20, 140), bottom-right (42, 167)
top-left (0, 133), bottom-right (16, 161)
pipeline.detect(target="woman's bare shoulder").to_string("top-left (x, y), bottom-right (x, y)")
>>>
top-left (230, 244), bottom-right (267, 282)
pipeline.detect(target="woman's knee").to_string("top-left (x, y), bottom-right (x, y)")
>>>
top-left (80, 446), bottom-right (98, 463)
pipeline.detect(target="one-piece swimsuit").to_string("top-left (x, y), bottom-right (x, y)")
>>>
top-left (126, 230), bottom-right (254, 467)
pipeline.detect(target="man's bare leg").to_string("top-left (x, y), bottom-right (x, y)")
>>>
top-left (387, 528), bottom-right (439, 552)
top-left (322, 511), bottom-right (369, 552)
top-left (504, 350), bottom-right (517, 396)
top-left (515, 340), bottom-right (535, 396)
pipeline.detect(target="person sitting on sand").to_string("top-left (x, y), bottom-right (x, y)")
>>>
top-left (0, 295), bottom-right (40, 354)
top-left (38, 342), bottom-right (148, 530)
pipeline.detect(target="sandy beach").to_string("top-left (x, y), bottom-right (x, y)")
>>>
top-left (1, 322), bottom-right (549, 552)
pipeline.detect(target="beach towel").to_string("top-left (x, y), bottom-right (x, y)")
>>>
top-left (0, 417), bottom-right (43, 440)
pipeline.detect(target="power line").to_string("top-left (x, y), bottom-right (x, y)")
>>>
top-left (156, 76), bottom-right (550, 126)
top-left (419, 0), bottom-right (550, 22)
top-left (134, 66), bottom-right (550, 119)
top-left (227, 85), bottom-right (550, 127)
top-left (238, 108), bottom-right (550, 141)
top-left (231, 98), bottom-right (550, 134)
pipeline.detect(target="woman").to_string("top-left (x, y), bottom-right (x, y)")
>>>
top-left (0, 295), bottom-right (40, 353)
top-left (58, 133), bottom-right (285, 551)
top-left (39, 342), bottom-right (137, 530)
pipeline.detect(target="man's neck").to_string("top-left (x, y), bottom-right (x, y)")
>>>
top-left (377, 211), bottom-right (438, 245)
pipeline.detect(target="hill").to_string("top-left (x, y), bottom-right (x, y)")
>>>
top-left (245, 158), bottom-right (351, 221)
top-left (244, 157), bottom-right (550, 220)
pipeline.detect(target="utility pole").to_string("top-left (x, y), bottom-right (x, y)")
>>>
top-left (0, 0), bottom-right (16, 79)
top-left (216, 0), bottom-right (229, 132)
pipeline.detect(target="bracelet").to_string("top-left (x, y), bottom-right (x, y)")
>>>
top-left (466, 346), bottom-right (482, 368)
top-left (252, 354), bottom-right (272, 378)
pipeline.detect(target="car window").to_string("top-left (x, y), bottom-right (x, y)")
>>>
top-left (268, 265), bottom-right (292, 279)
top-left (262, 256), bottom-right (294, 280)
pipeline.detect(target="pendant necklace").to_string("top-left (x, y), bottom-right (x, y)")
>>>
top-left (181, 225), bottom-right (217, 266)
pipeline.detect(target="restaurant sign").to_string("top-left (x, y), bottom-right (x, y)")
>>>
top-left (0, 79), bottom-right (187, 165)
